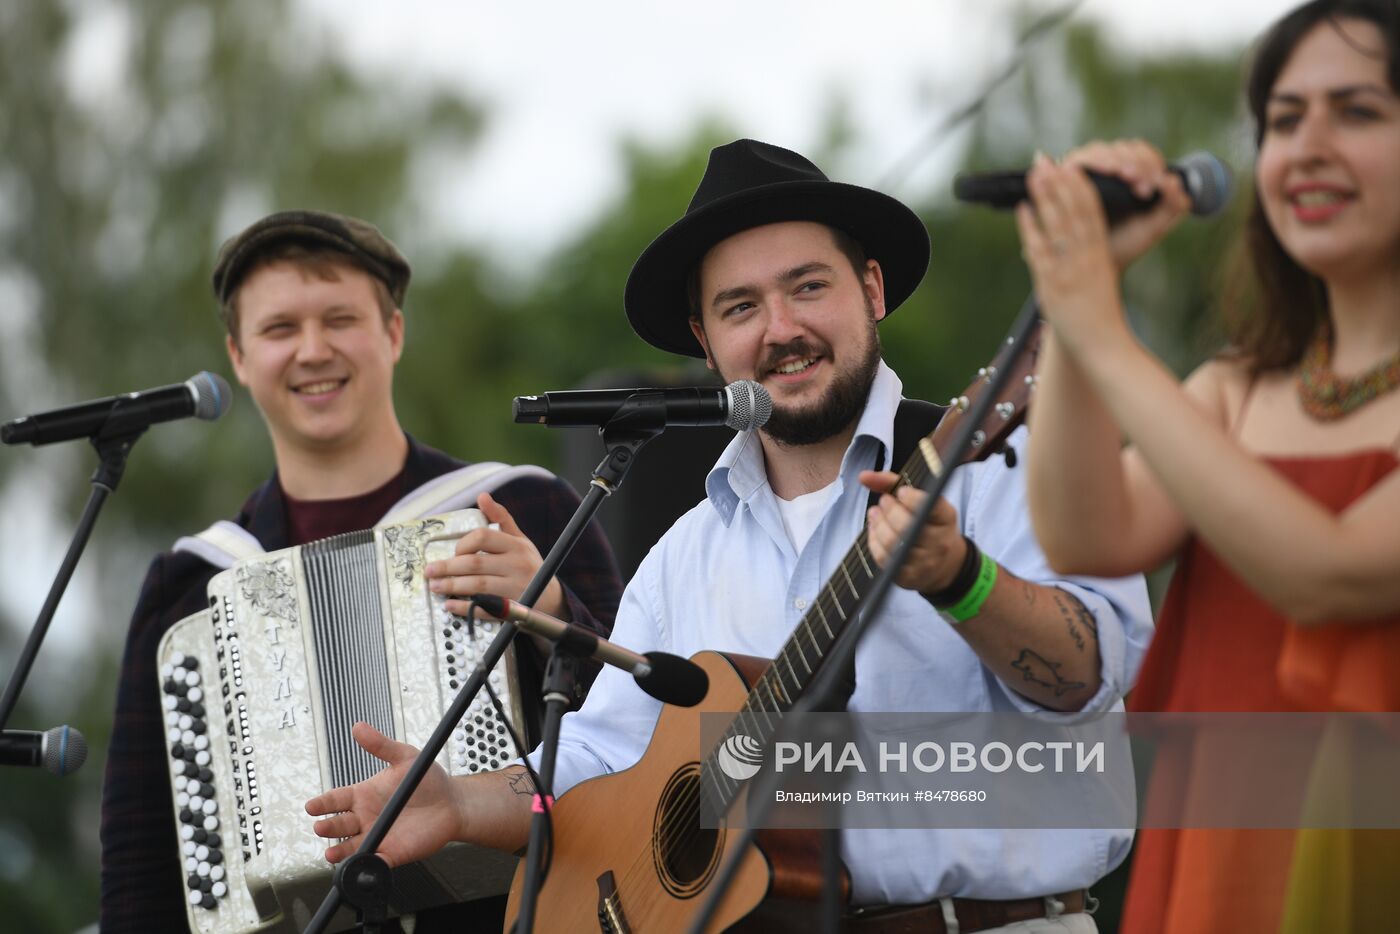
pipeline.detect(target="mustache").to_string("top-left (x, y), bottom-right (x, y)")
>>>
top-left (758, 338), bottom-right (829, 374)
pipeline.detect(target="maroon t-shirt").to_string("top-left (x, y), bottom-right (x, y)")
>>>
top-left (283, 468), bottom-right (407, 545)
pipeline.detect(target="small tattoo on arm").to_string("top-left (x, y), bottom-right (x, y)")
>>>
top-left (1011, 649), bottom-right (1087, 698)
top-left (507, 768), bottom-right (537, 798)
top-left (1051, 590), bottom-right (1098, 654)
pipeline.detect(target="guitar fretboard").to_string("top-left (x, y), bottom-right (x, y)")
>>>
top-left (701, 436), bottom-right (943, 813)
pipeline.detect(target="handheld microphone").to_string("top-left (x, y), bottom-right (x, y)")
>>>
top-left (0, 725), bottom-right (88, 776)
top-left (472, 595), bottom-right (709, 708)
top-left (953, 151), bottom-right (1233, 222)
top-left (1, 371), bottom-right (232, 446)
top-left (513, 380), bottom-right (772, 433)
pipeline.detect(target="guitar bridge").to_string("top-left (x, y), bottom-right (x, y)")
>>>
top-left (595, 870), bottom-right (632, 934)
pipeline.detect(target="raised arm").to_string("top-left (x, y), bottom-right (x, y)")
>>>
top-left (1018, 146), bottom-right (1400, 623)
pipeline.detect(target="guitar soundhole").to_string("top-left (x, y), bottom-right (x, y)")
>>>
top-left (653, 763), bottom-right (723, 899)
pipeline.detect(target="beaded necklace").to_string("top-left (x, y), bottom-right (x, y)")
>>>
top-left (1296, 328), bottom-right (1400, 420)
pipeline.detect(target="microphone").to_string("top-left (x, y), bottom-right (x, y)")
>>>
top-left (953, 151), bottom-right (1233, 223)
top-left (472, 595), bottom-right (709, 708)
top-left (513, 380), bottom-right (773, 433)
top-left (0, 725), bottom-right (88, 776)
top-left (2, 371), bottom-right (232, 446)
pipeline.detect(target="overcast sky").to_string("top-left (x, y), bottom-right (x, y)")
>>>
top-left (298, 0), bottom-right (1301, 267)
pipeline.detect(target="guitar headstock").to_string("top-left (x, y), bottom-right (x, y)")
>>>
top-left (929, 319), bottom-right (1043, 465)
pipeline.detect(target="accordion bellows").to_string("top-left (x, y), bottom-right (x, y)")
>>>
top-left (158, 509), bottom-right (524, 933)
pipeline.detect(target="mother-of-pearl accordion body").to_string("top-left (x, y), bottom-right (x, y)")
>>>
top-left (157, 509), bottom-right (526, 933)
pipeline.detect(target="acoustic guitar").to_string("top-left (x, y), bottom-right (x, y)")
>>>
top-left (505, 326), bottom-right (1042, 932)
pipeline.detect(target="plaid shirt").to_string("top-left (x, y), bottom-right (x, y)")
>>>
top-left (99, 437), bottom-right (622, 932)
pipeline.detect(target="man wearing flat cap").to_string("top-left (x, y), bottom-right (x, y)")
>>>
top-left (306, 143), bottom-right (1152, 931)
top-left (98, 210), bottom-right (623, 932)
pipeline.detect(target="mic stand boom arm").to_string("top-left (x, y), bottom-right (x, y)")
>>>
top-left (305, 399), bottom-right (670, 934)
top-left (0, 417), bottom-right (148, 731)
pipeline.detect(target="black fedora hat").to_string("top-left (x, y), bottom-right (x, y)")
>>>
top-left (625, 139), bottom-right (930, 357)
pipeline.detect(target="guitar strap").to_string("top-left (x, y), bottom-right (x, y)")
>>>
top-left (821, 398), bottom-right (947, 711)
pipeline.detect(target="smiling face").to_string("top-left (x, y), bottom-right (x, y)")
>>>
top-left (689, 221), bottom-right (886, 446)
top-left (1257, 17), bottom-right (1400, 283)
top-left (226, 259), bottom-right (404, 459)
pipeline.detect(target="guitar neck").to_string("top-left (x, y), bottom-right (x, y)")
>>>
top-left (701, 322), bottom-right (1042, 814)
top-left (702, 440), bottom-right (943, 812)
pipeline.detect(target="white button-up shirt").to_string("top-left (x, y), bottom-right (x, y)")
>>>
top-left (532, 360), bottom-right (1152, 904)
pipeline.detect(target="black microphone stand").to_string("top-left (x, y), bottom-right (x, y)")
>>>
top-left (305, 398), bottom-right (669, 934)
top-left (0, 418), bottom-right (148, 732)
top-left (686, 298), bottom-right (1043, 934)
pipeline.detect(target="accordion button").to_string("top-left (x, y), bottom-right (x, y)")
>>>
top-left (181, 825), bottom-right (196, 841)
top-left (183, 748), bottom-right (197, 762)
top-left (210, 865), bottom-right (225, 882)
top-left (208, 848), bottom-right (223, 864)
top-left (212, 881), bottom-right (228, 898)
top-left (184, 762), bottom-right (199, 778)
top-left (203, 800), bottom-right (219, 816)
top-left (185, 857), bottom-right (199, 873)
top-left (164, 678), bottom-right (178, 695)
top-left (161, 663), bottom-right (175, 679)
top-left (163, 696), bottom-right (179, 711)
top-left (192, 721), bottom-right (207, 735)
top-left (198, 767), bottom-right (214, 782)
top-left (171, 651), bottom-right (187, 667)
top-left (185, 656), bottom-right (200, 670)
top-left (189, 687), bottom-right (204, 703)
top-left (180, 808), bottom-right (194, 823)
top-left (187, 671), bottom-right (202, 687)
top-left (198, 861), bottom-right (211, 877)
top-left (189, 892), bottom-right (202, 906)
top-left (177, 699), bottom-right (192, 713)
top-left (171, 759), bottom-right (186, 776)
top-left (177, 793), bottom-right (190, 809)
top-left (167, 720), bottom-right (181, 735)
top-left (178, 715), bottom-right (193, 730)
top-left (183, 840), bottom-right (197, 857)
top-left (194, 735), bottom-right (210, 751)
top-left (200, 895), bottom-right (217, 910)
top-left (190, 796), bottom-right (205, 811)
top-left (182, 731), bottom-right (196, 746)
top-left (194, 829), bottom-right (207, 844)
top-left (200, 782), bottom-right (215, 798)
top-left (196, 751), bottom-right (211, 767)
top-left (204, 816), bottom-right (219, 832)
top-left (207, 832), bottom-right (222, 848)
top-left (196, 844), bottom-right (210, 861)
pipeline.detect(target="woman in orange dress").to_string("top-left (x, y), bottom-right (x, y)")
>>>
top-left (1017, 1), bottom-right (1400, 931)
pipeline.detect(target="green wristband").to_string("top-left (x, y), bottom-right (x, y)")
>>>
top-left (943, 551), bottom-right (998, 623)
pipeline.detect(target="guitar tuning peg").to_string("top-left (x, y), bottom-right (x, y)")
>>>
top-left (970, 429), bottom-right (986, 448)
top-left (995, 402), bottom-right (1015, 420)
top-left (949, 395), bottom-right (970, 413)
top-left (1024, 375), bottom-right (1037, 388)
top-left (977, 365), bottom-right (998, 381)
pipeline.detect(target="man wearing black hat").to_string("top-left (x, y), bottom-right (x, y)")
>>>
top-left (307, 144), bottom-right (1152, 931)
top-left (98, 210), bottom-right (623, 932)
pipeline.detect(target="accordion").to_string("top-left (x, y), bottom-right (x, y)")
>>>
top-left (157, 509), bottom-right (526, 933)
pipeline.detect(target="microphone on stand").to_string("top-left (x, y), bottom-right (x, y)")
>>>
top-left (954, 151), bottom-right (1233, 222)
top-left (514, 380), bottom-right (772, 432)
top-left (0, 725), bottom-right (88, 775)
top-left (2, 371), bottom-right (232, 446)
top-left (472, 595), bottom-right (709, 708)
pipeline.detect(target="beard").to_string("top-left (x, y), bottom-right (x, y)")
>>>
top-left (758, 312), bottom-right (881, 447)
